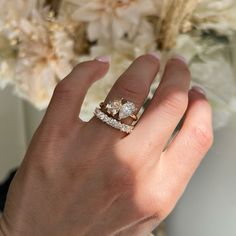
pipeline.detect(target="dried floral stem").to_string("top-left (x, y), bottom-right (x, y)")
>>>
top-left (45, 0), bottom-right (62, 14)
top-left (158, 0), bottom-right (201, 50)
top-left (73, 23), bottom-right (90, 55)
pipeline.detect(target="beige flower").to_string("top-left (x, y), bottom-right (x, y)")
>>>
top-left (190, 0), bottom-right (236, 35)
top-left (0, 34), bottom-right (16, 88)
top-left (0, 0), bottom-right (76, 109)
top-left (62, 0), bottom-right (159, 41)
top-left (173, 34), bottom-right (236, 129)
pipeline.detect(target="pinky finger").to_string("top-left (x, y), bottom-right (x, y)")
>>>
top-left (160, 87), bottom-right (214, 198)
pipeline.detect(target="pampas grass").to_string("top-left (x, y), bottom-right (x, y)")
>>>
top-left (158, 0), bottom-right (201, 50)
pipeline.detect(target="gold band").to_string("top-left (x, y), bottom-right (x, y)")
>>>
top-left (129, 114), bottom-right (138, 121)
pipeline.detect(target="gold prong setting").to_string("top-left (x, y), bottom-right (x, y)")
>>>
top-left (100, 98), bottom-right (137, 122)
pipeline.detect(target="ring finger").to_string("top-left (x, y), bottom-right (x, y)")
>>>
top-left (90, 53), bottom-right (160, 138)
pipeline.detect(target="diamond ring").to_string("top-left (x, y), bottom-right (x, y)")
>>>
top-left (94, 98), bottom-right (138, 134)
top-left (100, 98), bottom-right (138, 122)
top-left (94, 108), bottom-right (134, 134)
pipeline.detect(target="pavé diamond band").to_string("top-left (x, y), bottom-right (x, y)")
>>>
top-left (94, 108), bottom-right (134, 134)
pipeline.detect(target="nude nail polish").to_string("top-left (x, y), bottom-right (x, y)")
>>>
top-left (95, 55), bottom-right (111, 63)
top-left (147, 52), bottom-right (161, 60)
top-left (191, 86), bottom-right (206, 96)
top-left (172, 55), bottom-right (187, 64)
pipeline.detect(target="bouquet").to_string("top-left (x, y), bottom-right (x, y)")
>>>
top-left (0, 0), bottom-right (236, 129)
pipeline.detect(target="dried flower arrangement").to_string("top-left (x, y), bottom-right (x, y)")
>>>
top-left (0, 0), bottom-right (236, 128)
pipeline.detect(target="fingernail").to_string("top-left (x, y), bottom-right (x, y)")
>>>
top-left (147, 52), bottom-right (161, 60)
top-left (95, 55), bottom-right (111, 63)
top-left (172, 55), bottom-right (187, 64)
top-left (191, 86), bottom-right (206, 96)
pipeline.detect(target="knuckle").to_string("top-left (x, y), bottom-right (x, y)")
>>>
top-left (53, 80), bottom-right (73, 101)
top-left (160, 87), bottom-right (188, 116)
top-left (116, 79), bottom-right (149, 103)
top-left (41, 114), bottom-right (77, 143)
top-left (27, 150), bottom-right (54, 180)
top-left (146, 190), bottom-right (173, 220)
top-left (189, 125), bottom-right (214, 152)
top-left (28, 129), bottom-right (79, 179)
top-left (155, 202), bottom-right (173, 221)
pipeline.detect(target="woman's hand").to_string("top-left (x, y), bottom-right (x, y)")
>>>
top-left (0, 54), bottom-right (213, 236)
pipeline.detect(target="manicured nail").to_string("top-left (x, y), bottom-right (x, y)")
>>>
top-left (95, 55), bottom-right (111, 63)
top-left (172, 55), bottom-right (187, 64)
top-left (191, 86), bottom-right (206, 96)
top-left (147, 52), bottom-right (161, 60)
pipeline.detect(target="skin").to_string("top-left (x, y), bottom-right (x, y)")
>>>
top-left (0, 54), bottom-right (213, 236)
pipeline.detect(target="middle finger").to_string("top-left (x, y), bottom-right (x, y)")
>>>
top-left (132, 57), bottom-right (191, 152)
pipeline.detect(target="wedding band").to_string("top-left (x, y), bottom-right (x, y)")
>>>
top-left (95, 98), bottom-right (138, 134)
top-left (100, 98), bottom-right (137, 122)
top-left (94, 108), bottom-right (134, 134)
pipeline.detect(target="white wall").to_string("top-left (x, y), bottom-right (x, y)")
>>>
top-left (0, 88), bottom-right (26, 180)
top-left (0, 87), bottom-right (44, 181)
top-left (166, 114), bottom-right (236, 236)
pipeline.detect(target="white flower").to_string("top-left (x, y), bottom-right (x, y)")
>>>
top-left (0, 0), bottom-right (76, 109)
top-left (191, 55), bottom-right (236, 129)
top-left (62, 0), bottom-right (159, 41)
top-left (191, 0), bottom-right (236, 35)
top-left (174, 34), bottom-right (236, 129)
top-left (0, 34), bottom-right (16, 88)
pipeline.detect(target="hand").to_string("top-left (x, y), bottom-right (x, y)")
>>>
top-left (0, 54), bottom-right (213, 236)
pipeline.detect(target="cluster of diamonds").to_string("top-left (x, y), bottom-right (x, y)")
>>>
top-left (94, 108), bottom-right (134, 134)
top-left (105, 99), bottom-right (137, 120)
